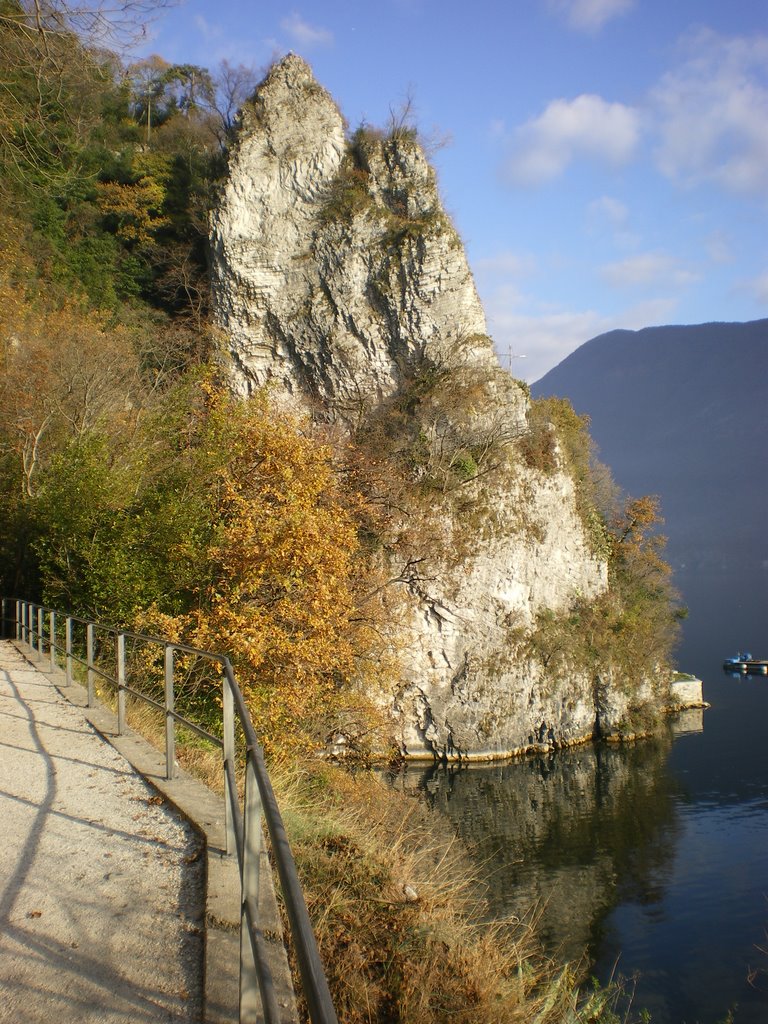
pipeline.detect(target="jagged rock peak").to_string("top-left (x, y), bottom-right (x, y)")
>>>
top-left (236, 54), bottom-right (346, 192)
top-left (211, 54), bottom-right (511, 420)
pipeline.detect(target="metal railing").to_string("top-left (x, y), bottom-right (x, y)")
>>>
top-left (1, 597), bottom-right (338, 1024)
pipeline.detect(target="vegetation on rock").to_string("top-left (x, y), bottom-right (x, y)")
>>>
top-left (520, 397), bottom-right (682, 704)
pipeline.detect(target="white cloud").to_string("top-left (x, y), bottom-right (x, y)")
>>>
top-left (746, 270), bottom-right (768, 305)
top-left (280, 12), bottom-right (334, 49)
top-left (586, 196), bottom-right (640, 250)
top-left (484, 297), bottom-right (679, 382)
top-left (704, 231), bottom-right (733, 265)
top-left (587, 195), bottom-right (629, 228)
top-left (548, 0), bottom-right (635, 33)
top-left (614, 297), bottom-right (679, 334)
top-left (651, 29), bottom-right (768, 194)
top-left (589, 192), bottom-right (630, 231)
top-left (500, 30), bottom-right (768, 197)
top-left (479, 277), bottom-right (612, 381)
top-left (194, 15), bottom-right (221, 42)
top-left (475, 249), bottom-right (537, 277)
top-left (488, 307), bottom-right (610, 382)
top-left (600, 252), bottom-right (698, 290)
top-left (503, 94), bottom-right (640, 185)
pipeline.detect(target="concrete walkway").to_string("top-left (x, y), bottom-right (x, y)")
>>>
top-left (0, 641), bottom-right (205, 1023)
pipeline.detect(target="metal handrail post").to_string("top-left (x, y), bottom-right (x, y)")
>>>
top-left (240, 752), bottom-right (263, 1023)
top-left (65, 617), bottom-right (73, 686)
top-left (164, 645), bottom-right (176, 780)
top-left (15, 600), bottom-right (21, 641)
top-left (49, 610), bottom-right (56, 671)
top-left (86, 622), bottom-right (95, 707)
top-left (37, 606), bottom-right (43, 656)
top-left (117, 633), bottom-right (126, 735)
top-left (222, 677), bottom-right (236, 857)
top-left (251, 742), bottom-right (339, 1024)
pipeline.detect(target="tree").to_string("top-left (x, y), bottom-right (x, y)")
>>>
top-left (0, 294), bottom-right (144, 496)
top-left (0, 1), bottom-right (174, 199)
top-left (162, 63), bottom-right (215, 119)
top-left (211, 58), bottom-right (260, 145)
top-left (125, 54), bottom-right (171, 142)
top-left (0, 215), bottom-right (156, 597)
top-left (132, 383), bottom-right (390, 754)
top-left (0, 0), bottom-right (174, 49)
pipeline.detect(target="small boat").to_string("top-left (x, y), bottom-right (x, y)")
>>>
top-left (723, 653), bottom-right (768, 675)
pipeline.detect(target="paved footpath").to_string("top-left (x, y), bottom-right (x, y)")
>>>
top-left (0, 641), bottom-right (205, 1023)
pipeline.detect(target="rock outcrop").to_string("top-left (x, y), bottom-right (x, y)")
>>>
top-left (210, 55), bottom-right (667, 760)
top-left (210, 54), bottom-right (500, 414)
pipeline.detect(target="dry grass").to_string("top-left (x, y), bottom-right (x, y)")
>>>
top-left (268, 760), bottom-right (625, 1024)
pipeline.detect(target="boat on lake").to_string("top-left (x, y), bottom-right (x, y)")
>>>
top-left (723, 653), bottom-right (768, 675)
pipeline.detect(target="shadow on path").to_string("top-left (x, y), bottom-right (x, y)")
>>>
top-left (0, 644), bottom-right (204, 1023)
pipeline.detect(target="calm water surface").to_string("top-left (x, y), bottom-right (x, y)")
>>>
top-left (399, 567), bottom-right (768, 1024)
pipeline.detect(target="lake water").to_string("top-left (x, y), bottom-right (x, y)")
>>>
top-left (397, 566), bottom-right (768, 1024)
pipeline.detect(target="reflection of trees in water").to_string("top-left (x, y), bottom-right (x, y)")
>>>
top-left (394, 735), bottom-right (682, 962)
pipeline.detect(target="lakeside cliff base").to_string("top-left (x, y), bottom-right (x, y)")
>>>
top-left (391, 688), bottom-right (710, 763)
top-left (393, 671), bottom-right (712, 761)
top-left (389, 665), bottom-right (706, 762)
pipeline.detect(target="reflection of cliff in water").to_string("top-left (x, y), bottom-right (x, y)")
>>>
top-left (393, 734), bottom-right (683, 962)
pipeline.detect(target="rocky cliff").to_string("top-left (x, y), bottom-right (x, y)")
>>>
top-left (210, 55), bottom-right (667, 760)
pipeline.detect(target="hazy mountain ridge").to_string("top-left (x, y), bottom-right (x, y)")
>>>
top-left (532, 319), bottom-right (768, 572)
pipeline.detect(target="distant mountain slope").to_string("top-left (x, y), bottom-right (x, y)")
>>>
top-left (532, 320), bottom-right (768, 574)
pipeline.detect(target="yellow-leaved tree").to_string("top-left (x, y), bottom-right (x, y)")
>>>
top-left (137, 381), bottom-right (394, 756)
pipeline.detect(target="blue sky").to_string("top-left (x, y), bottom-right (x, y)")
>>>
top-left (140, 0), bottom-right (768, 381)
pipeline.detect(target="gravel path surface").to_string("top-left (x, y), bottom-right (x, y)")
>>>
top-left (0, 641), bottom-right (205, 1023)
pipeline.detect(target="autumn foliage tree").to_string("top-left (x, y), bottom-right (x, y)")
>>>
top-left (136, 383), bottom-right (389, 753)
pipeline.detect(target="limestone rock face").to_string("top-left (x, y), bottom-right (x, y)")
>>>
top-left (211, 54), bottom-right (498, 412)
top-left (391, 470), bottom-right (619, 760)
top-left (211, 56), bottom-right (662, 759)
